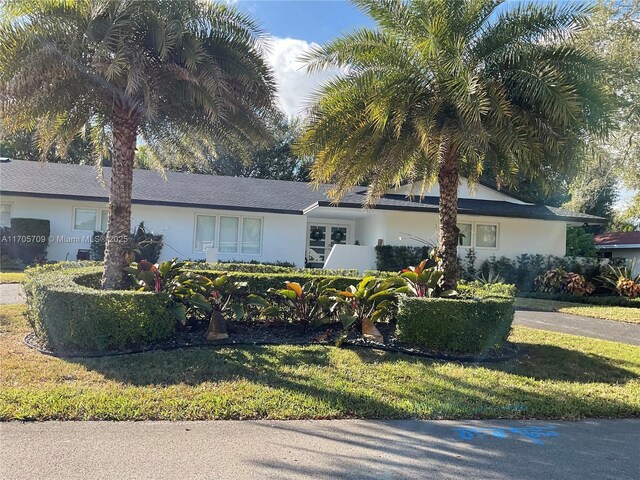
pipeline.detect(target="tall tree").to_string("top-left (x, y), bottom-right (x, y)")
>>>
top-left (0, 128), bottom-right (98, 164)
top-left (0, 0), bottom-right (275, 289)
top-left (296, 0), bottom-right (611, 288)
top-left (579, 0), bottom-right (639, 190)
top-left (137, 113), bottom-right (312, 181)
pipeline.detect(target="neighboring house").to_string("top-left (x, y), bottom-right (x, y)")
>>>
top-left (0, 159), bottom-right (605, 271)
top-left (594, 232), bottom-right (640, 277)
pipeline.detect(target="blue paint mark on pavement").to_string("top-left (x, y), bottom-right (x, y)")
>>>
top-left (453, 426), bottom-right (558, 445)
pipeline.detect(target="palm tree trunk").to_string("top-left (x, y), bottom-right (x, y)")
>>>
top-left (437, 146), bottom-right (460, 290)
top-left (102, 113), bottom-right (137, 290)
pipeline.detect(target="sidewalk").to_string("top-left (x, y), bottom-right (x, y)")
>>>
top-left (1, 419), bottom-right (638, 479)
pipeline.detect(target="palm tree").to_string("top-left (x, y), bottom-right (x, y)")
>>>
top-left (0, 0), bottom-right (276, 289)
top-left (296, 0), bottom-right (611, 288)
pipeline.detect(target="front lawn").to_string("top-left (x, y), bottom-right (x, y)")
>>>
top-left (1, 304), bottom-right (638, 421)
top-left (515, 297), bottom-right (640, 324)
top-left (0, 272), bottom-right (25, 284)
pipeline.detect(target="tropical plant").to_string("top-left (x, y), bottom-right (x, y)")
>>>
top-left (334, 276), bottom-right (406, 344)
top-left (0, 0), bottom-right (276, 289)
top-left (565, 272), bottom-right (596, 296)
top-left (296, 0), bottom-right (611, 289)
top-left (208, 274), bottom-right (269, 321)
top-left (600, 262), bottom-right (640, 298)
top-left (475, 271), bottom-right (506, 286)
top-left (206, 273), bottom-right (270, 340)
top-left (268, 279), bottom-right (338, 330)
top-left (125, 259), bottom-right (212, 325)
top-left (399, 260), bottom-right (457, 298)
top-left (535, 268), bottom-right (595, 296)
top-left (535, 268), bottom-right (569, 294)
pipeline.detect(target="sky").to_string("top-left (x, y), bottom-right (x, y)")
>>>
top-left (235, 0), bottom-right (374, 117)
top-left (234, 0), bottom-right (635, 209)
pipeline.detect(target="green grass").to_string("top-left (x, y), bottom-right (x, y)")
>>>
top-left (0, 304), bottom-right (638, 421)
top-left (515, 297), bottom-right (640, 324)
top-left (0, 272), bottom-right (25, 284)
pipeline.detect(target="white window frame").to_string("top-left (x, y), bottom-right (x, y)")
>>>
top-left (72, 207), bottom-right (109, 232)
top-left (193, 214), bottom-right (217, 253)
top-left (474, 222), bottom-right (499, 249)
top-left (0, 202), bottom-right (12, 228)
top-left (192, 213), bottom-right (263, 255)
top-left (240, 216), bottom-right (263, 255)
top-left (457, 222), bottom-right (473, 247)
top-left (451, 221), bottom-right (500, 250)
top-left (218, 216), bottom-right (240, 254)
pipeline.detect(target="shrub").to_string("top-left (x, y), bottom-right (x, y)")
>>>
top-left (457, 280), bottom-right (516, 299)
top-left (268, 278), bottom-right (338, 330)
top-left (4, 218), bottom-right (50, 264)
top-left (24, 264), bottom-right (174, 353)
top-left (362, 270), bottom-right (400, 278)
top-left (535, 268), bottom-right (595, 296)
top-left (566, 226), bottom-right (597, 257)
top-left (125, 259), bottom-right (212, 325)
top-left (396, 297), bottom-right (515, 354)
top-left (461, 248), bottom-right (477, 280)
top-left (375, 245), bottom-right (430, 272)
top-left (91, 222), bottom-right (163, 262)
top-left (195, 269), bottom-right (359, 294)
top-left (599, 262), bottom-right (640, 298)
top-left (188, 262), bottom-right (359, 277)
top-left (479, 255), bottom-right (517, 285)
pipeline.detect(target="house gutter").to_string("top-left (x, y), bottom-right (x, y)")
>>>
top-left (595, 244), bottom-right (640, 250)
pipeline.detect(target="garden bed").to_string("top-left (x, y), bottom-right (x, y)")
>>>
top-left (23, 319), bottom-right (519, 363)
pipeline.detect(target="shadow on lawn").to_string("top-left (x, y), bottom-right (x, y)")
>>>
top-left (70, 341), bottom-right (635, 388)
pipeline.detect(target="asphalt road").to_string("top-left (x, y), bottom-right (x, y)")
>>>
top-left (514, 309), bottom-right (640, 345)
top-left (1, 420), bottom-right (638, 479)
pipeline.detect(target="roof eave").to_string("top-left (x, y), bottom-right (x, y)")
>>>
top-left (316, 200), bottom-right (607, 223)
top-left (0, 190), bottom-right (305, 216)
top-left (595, 244), bottom-right (640, 250)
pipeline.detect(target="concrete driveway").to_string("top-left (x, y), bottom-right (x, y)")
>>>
top-left (514, 309), bottom-right (640, 345)
top-left (0, 283), bottom-right (24, 304)
top-left (1, 419), bottom-right (638, 480)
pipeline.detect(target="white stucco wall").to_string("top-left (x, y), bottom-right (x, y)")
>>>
top-left (2, 194), bottom-right (568, 269)
top-left (1, 195), bottom-right (308, 266)
top-left (324, 244), bottom-right (377, 272)
top-left (611, 249), bottom-right (640, 277)
top-left (380, 210), bottom-right (567, 262)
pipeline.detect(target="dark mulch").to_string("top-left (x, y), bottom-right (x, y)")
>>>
top-left (24, 319), bottom-right (519, 363)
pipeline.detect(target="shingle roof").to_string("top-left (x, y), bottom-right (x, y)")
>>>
top-left (594, 232), bottom-right (640, 247)
top-left (0, 159), bottom-right (606, 223)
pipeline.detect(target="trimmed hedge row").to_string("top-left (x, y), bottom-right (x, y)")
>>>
top-left (194, 269), bottom-right (360, 293)
top-left (23, 265), bottom-right (174, 353)
top-left (396, 297), bottom-right (515, 354)
top-left (375, 245), bottom-right (431, 272)
top-left (457, 281), bottom-right (517, 299)
top-left (518, 291), bottom-right (640, 308)
top-left (188, 262), bottom-right (359, 277)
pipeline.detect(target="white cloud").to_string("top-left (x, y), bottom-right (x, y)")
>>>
top-left (266, 37), bottom-right (341, 118)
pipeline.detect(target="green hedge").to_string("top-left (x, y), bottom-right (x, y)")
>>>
top-left (457, 281), bottom-right (517, 299)
top-left (375, 245), bottom-right (431, 272)
top-left (4, 218), bottom-right (50, 264)
top-left (396, 297), bottom-right (515, 354)
top-left (518, 292), bottom-right (640, 308)
top-left (188, 262), bottom-right (359, 277)
top-left (195, 269), bottom-right (360, 293)
top-left (24, 265), bottom-right (174, 353)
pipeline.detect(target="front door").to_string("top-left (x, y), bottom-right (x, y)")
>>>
top-left (306, 224), bottom-right (349, 268)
